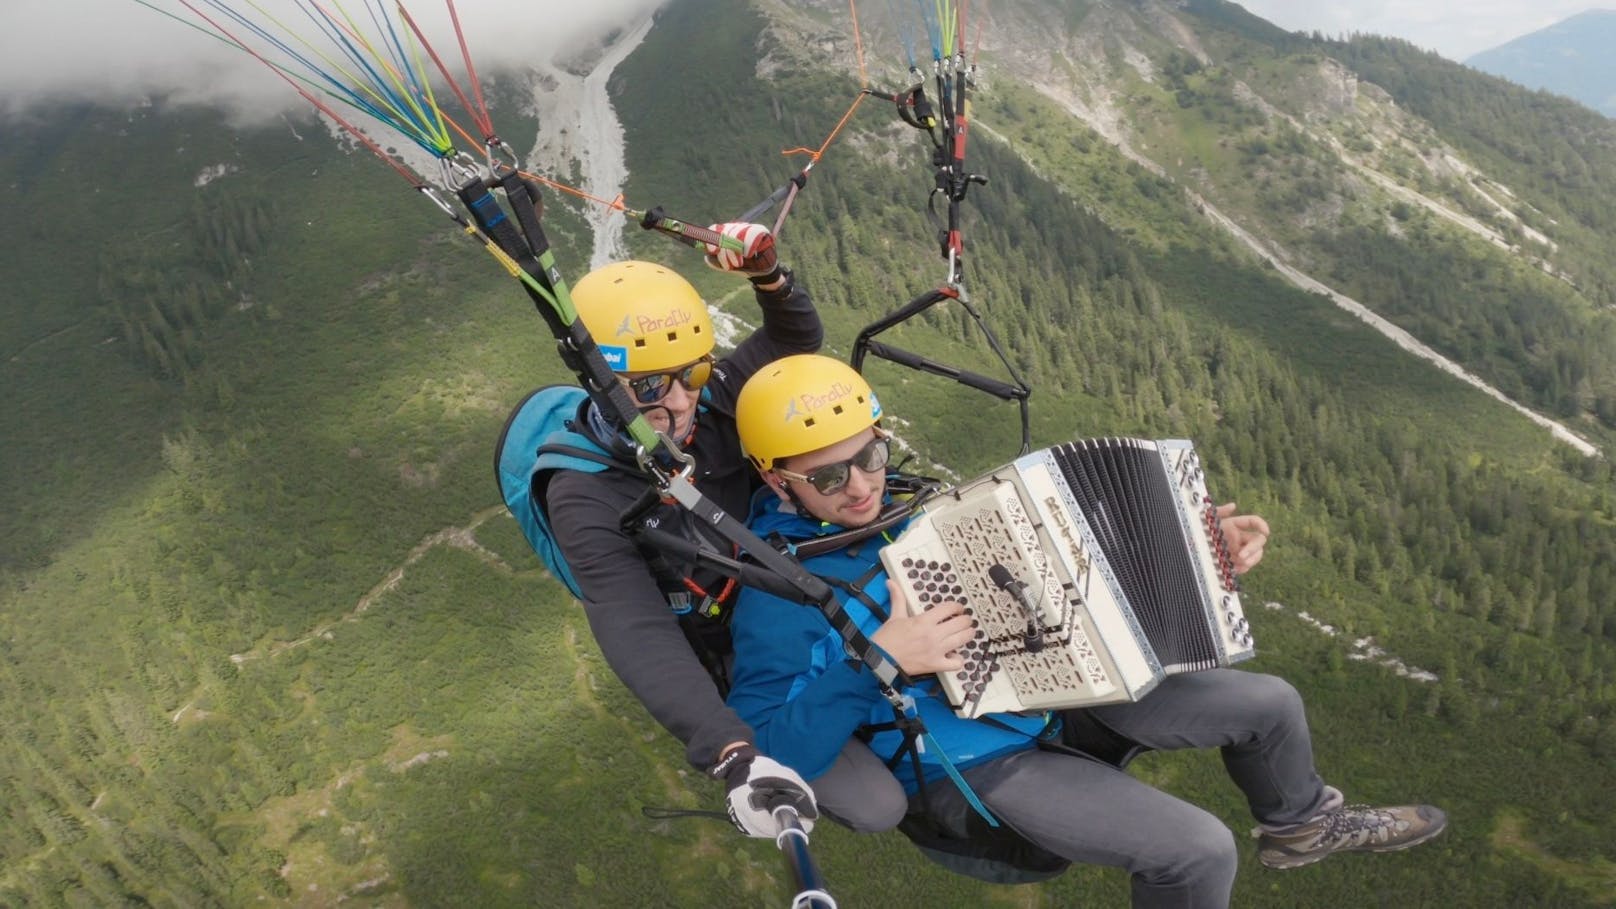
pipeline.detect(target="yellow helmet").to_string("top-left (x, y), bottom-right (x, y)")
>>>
top-left (737, 354), bottom-right (883, 471)
top-left (572, 261), bottom-right (714, 373)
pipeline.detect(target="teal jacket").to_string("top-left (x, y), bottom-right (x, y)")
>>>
top-left (726, 485), bottom-right (1046, 793)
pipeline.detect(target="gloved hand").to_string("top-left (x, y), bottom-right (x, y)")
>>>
top-left (703, 222), bottom-right (780, 282)
top-left (707, 744), bottom-right (818, 838)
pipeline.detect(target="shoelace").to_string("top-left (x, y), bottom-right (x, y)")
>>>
top-left (1315, 805), bottom-right (1404, 847)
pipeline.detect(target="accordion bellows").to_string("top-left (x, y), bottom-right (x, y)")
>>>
top-left (880, 439), bottom-right (1254, 718)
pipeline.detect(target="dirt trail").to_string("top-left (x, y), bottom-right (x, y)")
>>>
top-left (1192, 191), bottom-right (1598, 458)
top-left (230, 504), bottom-right (513, 666)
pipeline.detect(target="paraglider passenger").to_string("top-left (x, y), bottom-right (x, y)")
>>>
top-left (726, 354), bottom-right (1448, 906)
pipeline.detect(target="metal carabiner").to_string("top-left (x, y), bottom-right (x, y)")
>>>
top-left (484, 138), bottom-right (521, 177)
top-left (635, 430), bottom-right (696, 481)
top-left (417, 184), bottom-right (464, 223)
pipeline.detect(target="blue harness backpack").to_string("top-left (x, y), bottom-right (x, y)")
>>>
top-left (493, 384), bottom-right (727, 609)
top-left (494, 384), bottom-right (635, 599)
top-left (494, 384), bottom-right (736, 695)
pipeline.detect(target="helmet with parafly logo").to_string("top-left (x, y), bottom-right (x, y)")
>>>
top-left (737, 354), bottom-right (883, 471)
top-left (572, 261), bottom-right (714, 373)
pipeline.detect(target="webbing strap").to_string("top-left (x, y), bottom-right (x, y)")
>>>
top-left (659, 472), bottom-right (908, 689)
top-left (461, 168), bottom-right (903, 699)
top-left (456, 172), bottom-right (660, 454)
top-left (875, 702), bottom-right (999, 829)
top-left (922, 728), bottom-right (998, 827)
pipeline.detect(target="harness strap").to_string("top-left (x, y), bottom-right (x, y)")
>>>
top-left (822, 571), bottom-right (999, 828)
top-left (789, 496), bottom-right (923, 558)
top-left (922, 728), bottom-right (998, 828)
top-left (823, 572), bottom-right (886, 618)
top-left (538, 442), bottom-right (627, 472)
top-left (894, 84), bottom-right (938, 134)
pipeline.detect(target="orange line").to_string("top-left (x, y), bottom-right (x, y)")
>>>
top-left (517, 168), bottom-right (630, 211)
top-left (171, 0), bottom-right (424, 187)
top-left (438, 108), bottom-right (628, 210)
top-left (816, 91), bottom-right (869, 160)
top-left (444, 111), bottom-right (480, 151)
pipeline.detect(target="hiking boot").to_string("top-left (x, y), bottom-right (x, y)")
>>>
top-left (1254, 790), bottom-right (1448, 870)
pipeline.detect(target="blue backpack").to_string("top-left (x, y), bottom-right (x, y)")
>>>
top-left (495, 383), bottom-right (733, 614)
top-left (494, 385), bottom-right (630, 598)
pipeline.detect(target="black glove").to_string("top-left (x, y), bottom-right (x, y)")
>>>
top-left (707, 744), bottom-right (818, 838)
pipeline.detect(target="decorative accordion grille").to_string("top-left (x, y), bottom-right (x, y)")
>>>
top-left (880, 438), bottom-right (1253, 717)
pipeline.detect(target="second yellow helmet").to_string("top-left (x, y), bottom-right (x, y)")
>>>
top-left (737, 354), bottom-right (883, 471)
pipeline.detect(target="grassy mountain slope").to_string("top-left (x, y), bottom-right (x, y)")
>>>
top-left (2, 0), bottom-right (1614, 905)
top-left (948, 0), bottom-right (1616, 439)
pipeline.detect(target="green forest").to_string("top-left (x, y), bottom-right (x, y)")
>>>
top-left (2, 0), bottom-right (1614, 906)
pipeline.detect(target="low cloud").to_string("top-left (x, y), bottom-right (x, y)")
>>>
top-left (0, 0), bottom-right (668, 119)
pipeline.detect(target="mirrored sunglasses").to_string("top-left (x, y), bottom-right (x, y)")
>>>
top-left (776, 435), bottom-right (891, 495)
top-left (624, 357), bottom-right (713, 405)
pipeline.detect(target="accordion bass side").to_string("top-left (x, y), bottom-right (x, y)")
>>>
top-left (879, 439), bottom-right (1254, 718)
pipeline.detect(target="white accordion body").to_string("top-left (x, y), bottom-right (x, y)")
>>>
top-left (880, 439), bottom-right (1254, 718)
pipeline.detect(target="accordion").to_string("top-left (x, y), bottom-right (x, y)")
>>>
top-left (880, 439), bottom-right (1253, 717)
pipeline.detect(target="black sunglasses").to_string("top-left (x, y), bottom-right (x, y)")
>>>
top-left (623, 357), bottom-right (713, 405)
top-left (775, 434), bottom-right (891, 495)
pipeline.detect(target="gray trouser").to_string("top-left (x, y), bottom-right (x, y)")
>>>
top-left (928, 669), bottom-right (1328, 909)
top-left (810, 738), bottom-right (910, 833)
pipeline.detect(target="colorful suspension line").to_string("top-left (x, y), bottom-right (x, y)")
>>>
top-left (847, 0), bottom-right (1034, 456)
top-left (137, 0), bottom-right (920, 702)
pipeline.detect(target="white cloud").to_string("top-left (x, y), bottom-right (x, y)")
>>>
top-left (4, 0), bottom-right (1598, 121)
top-left (0, 0), bottom-right (667, 119)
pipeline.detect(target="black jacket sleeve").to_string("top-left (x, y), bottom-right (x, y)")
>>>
top-left (542, 273), bottom-right (822, 769)
top-left (707, 273), bottom-right (825, 413)
top-left (547, 468), bottom-right (755, 768)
